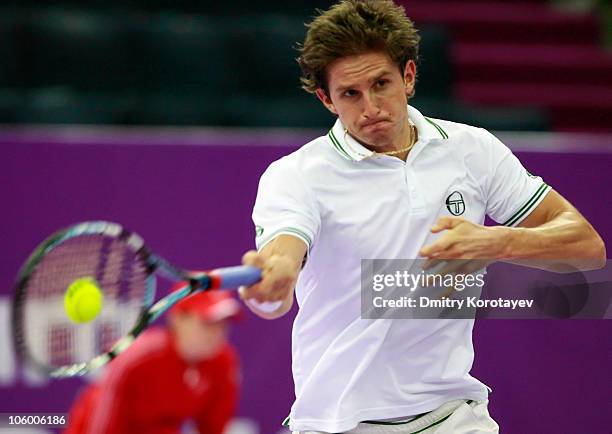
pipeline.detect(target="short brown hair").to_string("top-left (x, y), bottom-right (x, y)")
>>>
top-left (297, 0), bottom-right (420, 95)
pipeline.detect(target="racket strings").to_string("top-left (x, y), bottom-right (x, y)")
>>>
top-left (48, 324), bottom-right (73, 368)
top-left (22, 234), bottom-right (149, 368)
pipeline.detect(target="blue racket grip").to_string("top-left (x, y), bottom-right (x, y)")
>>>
top-left (209, 265), bottom-right (262, 290)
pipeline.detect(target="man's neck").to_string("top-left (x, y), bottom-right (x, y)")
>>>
top-left (375, 121), bottom-right (417, 161)
top-left (350, 119), bottom-right (415, 159)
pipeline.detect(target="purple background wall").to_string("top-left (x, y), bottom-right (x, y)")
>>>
top-left (1, 128), bottom-right (610, 433)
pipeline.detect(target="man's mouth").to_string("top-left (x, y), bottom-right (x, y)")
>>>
top-left (362, 119), bottom-right (389, 128)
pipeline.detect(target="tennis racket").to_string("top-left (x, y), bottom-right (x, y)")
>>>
top-left (12, 221), bottom-right (261, 378)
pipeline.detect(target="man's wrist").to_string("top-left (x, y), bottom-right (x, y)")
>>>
top-left (491, 225), bottom-right (519, 259)
top-left (245, 298), bottom-right (284, 313)
top-left (243, 295), bottom-right (291, 320)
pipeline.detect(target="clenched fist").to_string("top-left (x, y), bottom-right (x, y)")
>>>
top-left (239, 250), bottom-right (301, 303)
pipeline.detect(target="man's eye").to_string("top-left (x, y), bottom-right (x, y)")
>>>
top-left (376, 80), bottom-right (388, 87)
top-left (343, 89), bottom-right (358, 97)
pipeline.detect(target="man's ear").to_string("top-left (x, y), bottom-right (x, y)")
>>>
top-left (315, 88), bottom-right (338, 115)
top-left (403, 60), bottom-right (416, 97)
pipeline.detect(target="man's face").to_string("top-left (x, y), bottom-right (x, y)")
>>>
top-left (170, 313), bottom-right (229, 362)
top-left (316, 51), bottom-right (416, 150)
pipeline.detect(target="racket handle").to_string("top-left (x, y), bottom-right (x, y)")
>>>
top-left (208, 265), bottom-right (262, 289)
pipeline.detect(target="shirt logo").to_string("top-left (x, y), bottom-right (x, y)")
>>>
top-left (184, 367), bottom-right (210, 393)
top-left (446, 191), bottom-right (465, 216)
top-left (255, 225), bottom-right (264, 237)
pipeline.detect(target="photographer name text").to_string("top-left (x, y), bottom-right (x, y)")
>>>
top-left (373, 296), bottom-right (534, 310)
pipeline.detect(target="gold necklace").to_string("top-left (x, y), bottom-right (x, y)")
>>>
top-left (377, 124), bottom-right (416, 156)
top-left (343, 124), bottom-right (417, 158)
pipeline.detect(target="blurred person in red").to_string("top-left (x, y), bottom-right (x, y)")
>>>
top-left (64, 285), bottom-right (242, 434)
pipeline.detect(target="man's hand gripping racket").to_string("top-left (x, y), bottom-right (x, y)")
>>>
top-left (11, 221), bottom-right (261, 378)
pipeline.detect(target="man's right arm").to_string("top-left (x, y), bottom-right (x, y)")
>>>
top-left (240, 234), bottom-right (307, 320)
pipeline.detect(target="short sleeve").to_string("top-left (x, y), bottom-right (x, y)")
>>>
top-left (484, 131), bottom-right (552, 226)
top-left (252, 160), bottom-right (320, 251)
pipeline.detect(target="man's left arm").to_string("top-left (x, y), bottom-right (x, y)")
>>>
top-left (419, 189), bottom-right (606, 272)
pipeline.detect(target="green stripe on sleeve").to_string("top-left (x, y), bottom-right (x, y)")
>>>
top-left (258, 227), bottom-right (313, 250)
top-left (503, 183), bottom-right (550, 226)
top-left (280, 227), bottom-right (313, 246)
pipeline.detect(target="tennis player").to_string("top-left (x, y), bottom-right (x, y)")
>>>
top-left (64, 288), bottom-right (241, 434)
top-left (240, 1), bottom-right (606, 433)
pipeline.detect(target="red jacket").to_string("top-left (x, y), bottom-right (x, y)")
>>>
top-left (64, 328), bottom-right (239, 434)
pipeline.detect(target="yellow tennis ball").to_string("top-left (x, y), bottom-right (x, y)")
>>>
top-left (64, 277), bottom-right (104, 323)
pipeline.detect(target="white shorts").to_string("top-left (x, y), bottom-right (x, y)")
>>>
top-left (293, 399), bottom-right (499, 434)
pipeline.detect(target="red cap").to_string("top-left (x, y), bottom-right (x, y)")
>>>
top-left (169, 283), bottom-right (242, 322)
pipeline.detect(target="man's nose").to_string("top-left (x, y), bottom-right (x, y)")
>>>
top-left (362, 90), bottom-right (380, 119)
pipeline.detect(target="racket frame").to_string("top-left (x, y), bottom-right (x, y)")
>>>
top-left (12, 221), bottom-right (254, 378)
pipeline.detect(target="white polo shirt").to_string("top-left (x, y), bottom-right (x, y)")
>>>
top-left (252, 106), bottom-right (551, 433)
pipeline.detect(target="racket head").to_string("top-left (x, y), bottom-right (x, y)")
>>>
top-left (12, 221), bottom-right (157, 377)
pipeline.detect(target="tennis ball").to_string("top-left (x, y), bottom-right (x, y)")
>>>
top-left (64, 277), bottom-right (104, 324)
